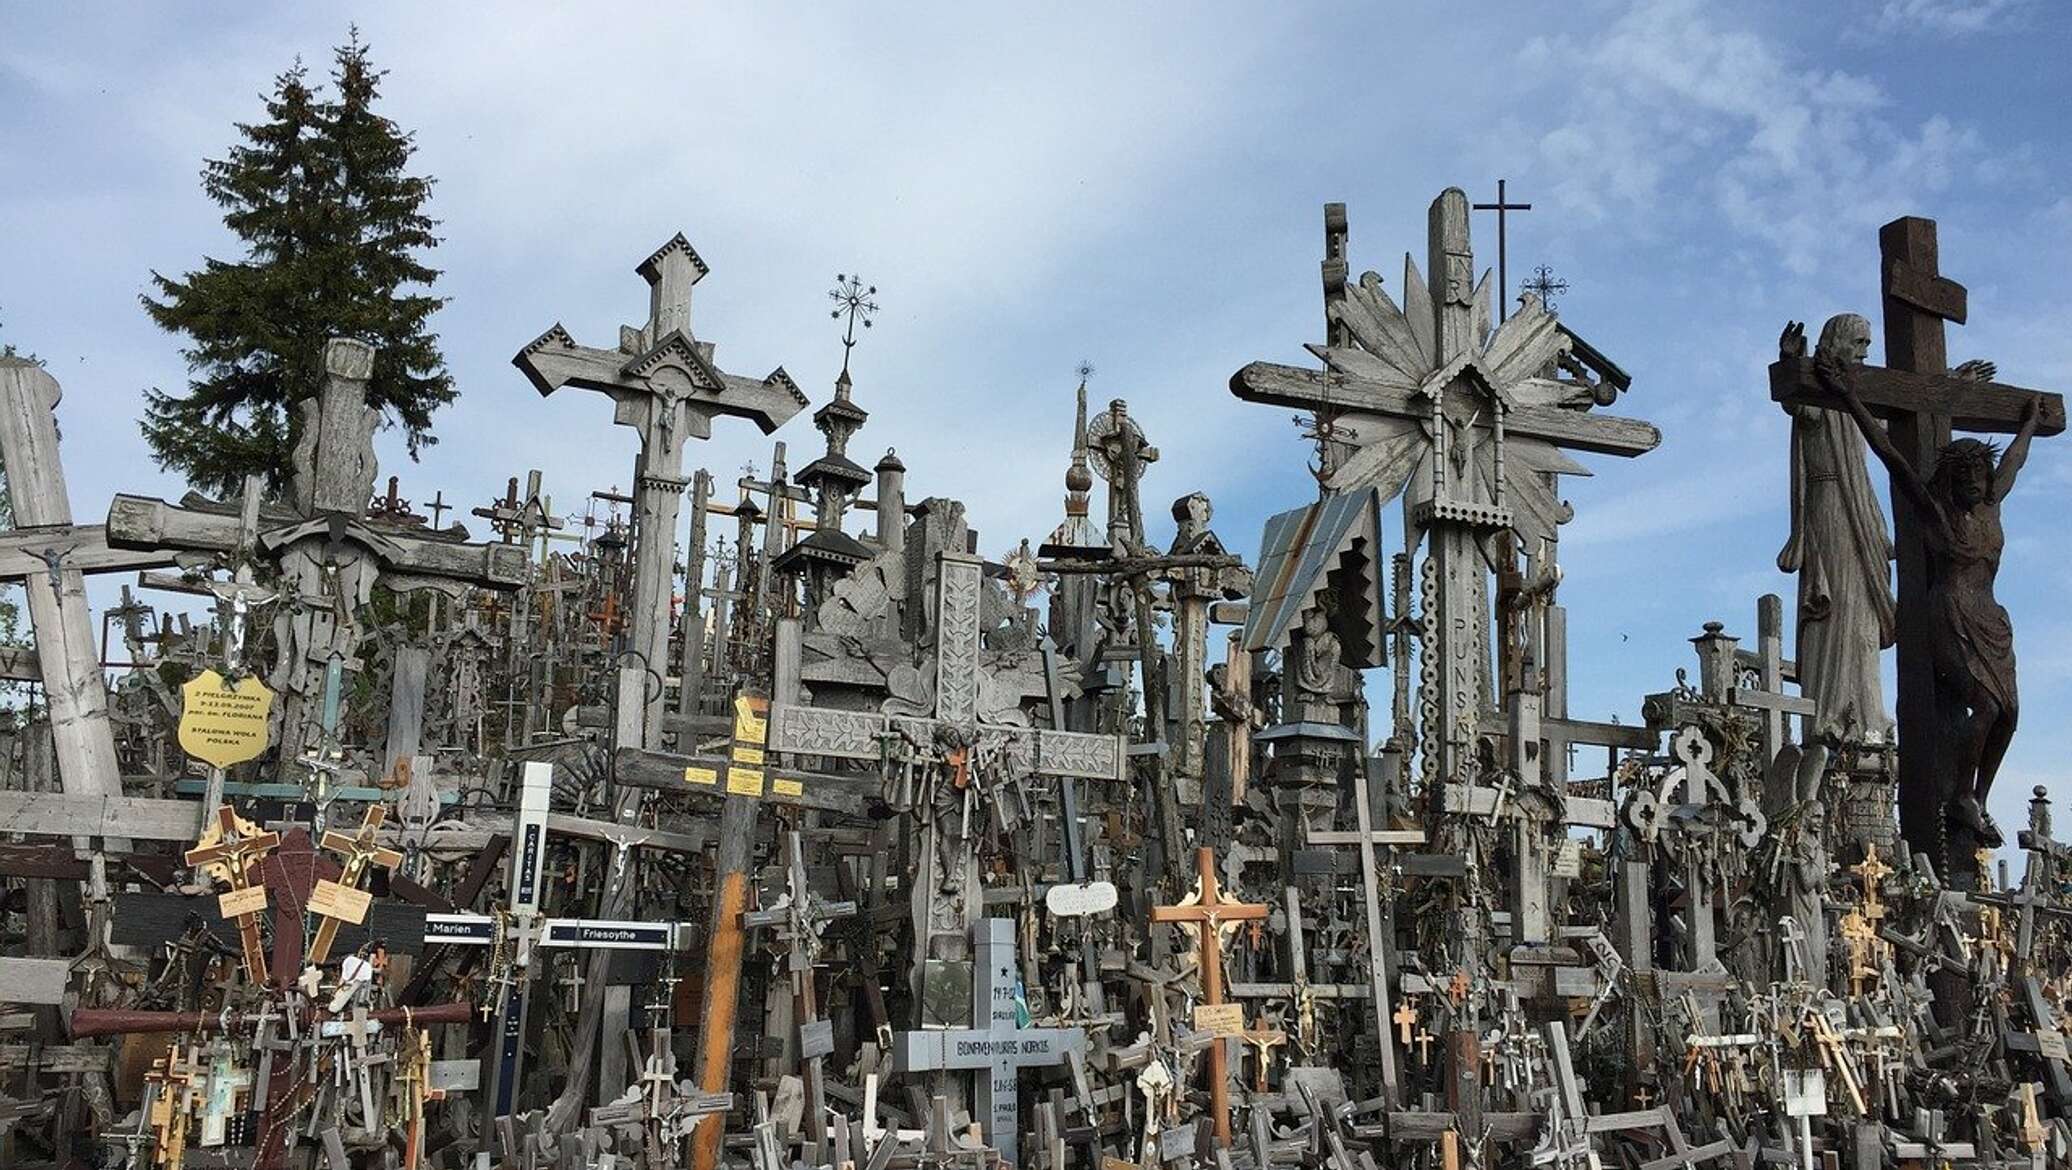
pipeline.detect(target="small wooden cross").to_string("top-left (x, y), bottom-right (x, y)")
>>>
top-left (1238, 1023), bottom-right (1287, 1092)
top-left (1393, 997), bottom-right (1418, 1046)
top-left (309, 804), bottom-right (404, 966)
top-left (183, 806), bottom-right (281, 987)
top-left (1415, 1027), bottom-right (1437, 1064)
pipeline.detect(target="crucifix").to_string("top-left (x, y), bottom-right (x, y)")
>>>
top-left (1769, 215), bottom-right (2065, 876)
top-left (308, 804), bottom-right (404, 967)
top-left (743, 829), bottom-right (859, 1162)
top-left (892, 917), bottom-right (1086, 1168)
top-left (182, 805), bottom-right (281, 986)
top-left (0, 357), bottom-right (169, 832)
top-left (1149, 846), bottom-right (1269, 1148)
top-left (1471, 179), bottom-right (1531, 322)
top-left (514, 233), bottom-right (805, 749)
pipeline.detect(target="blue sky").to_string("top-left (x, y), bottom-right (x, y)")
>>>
top-left (3, 1), bottom-right (2068, 830)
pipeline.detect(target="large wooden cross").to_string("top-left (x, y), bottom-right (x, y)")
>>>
top-left (0, 359), bottom-right (177, 828)
top-left (1769, 216), bottom-right (2065, 866)
top-left (1149, 845), bottom-right (1269, 1149)
top-left (514, 234), bottom-right (806, 748)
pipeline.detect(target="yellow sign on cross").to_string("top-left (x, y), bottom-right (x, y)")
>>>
top-left (177, 670), bottom-right (275, 769)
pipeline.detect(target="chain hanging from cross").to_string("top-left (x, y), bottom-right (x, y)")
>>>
top-left (827, 273), bottom-right (879, 378)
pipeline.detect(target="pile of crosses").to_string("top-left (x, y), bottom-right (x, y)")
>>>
top-left (0, 191), bottom-right (2068, 1170)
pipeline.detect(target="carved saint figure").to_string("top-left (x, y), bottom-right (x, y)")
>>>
top-left (1812, 327), bottom-right (2041, 847)
top-left (1290, 606), bottom-right (1349, 707)
top-left (1777, 315), bottom-right (1895, 743)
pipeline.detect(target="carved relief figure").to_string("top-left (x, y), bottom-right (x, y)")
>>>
top-left (1817, 333), bottom-right (2042, 847)
top-left (1777, 314), bottom-right (1896, 743)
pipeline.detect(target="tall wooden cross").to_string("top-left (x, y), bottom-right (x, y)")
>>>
top-left (892, 917), bottom-right (1086, 1168)
top-left (514, 234), bottom-right (806, 748)
top-left (0, 358), bottom-right (179, 832)
top-left (1769, 216), bottom-right (2065, 870)
top-left (1148, 846), bottom-right (1268, 1148)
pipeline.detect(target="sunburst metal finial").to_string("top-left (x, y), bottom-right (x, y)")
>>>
top-left (828, 274), bottom-right (880, 378)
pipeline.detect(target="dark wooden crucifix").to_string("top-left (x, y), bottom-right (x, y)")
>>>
top-left (1769, 215), bottom-right (2065, 879)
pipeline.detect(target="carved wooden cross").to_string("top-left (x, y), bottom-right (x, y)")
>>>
top-left (514, 234), bottom-right (805, 748)
top-left (1149, 846), bottom-right (1268, 1148)
top-left (1769, 216), bottom-right (2066, 868)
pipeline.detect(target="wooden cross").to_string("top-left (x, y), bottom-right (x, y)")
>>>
top-left (0, 358), bottom-right (175, 827)
top-left (743, 829), bottom-right (859, 1162)
top-left (308, 804), bottom-right (404, 966)
top-left (1392, 998), bottom-right (1418, 1046)
top-left (182, 806), bottom-right (281, 986)
top-left (514, 234), bottom-right (804, 748)
top-left (1149, 846), bottom-right (1269, 1148)
top-left (1770, 216), bottom-right (2066, 869)
top-left (891, 917), bottom-right (1086, 1167)
top-left (1237, 1023), bottom-right (1286, 1093)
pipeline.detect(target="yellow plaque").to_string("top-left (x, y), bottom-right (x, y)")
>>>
top-left (178, 670), bottom-right (275, 769)
top-left (1192, 1002), bottom-right (1245, 1036)
top-left (308, 879), bottom-right (372, 925)
top-left (684, 766), bottom-right (718, 786)
top-left (771, 776), bottom-right (803, 798)
top-left (218, 885), bottom-right (268, 919)
top-left (726, 766), bottom-right (766, 797)
top-left (734, 745), bottom-right (766, 766)
top-left (733, 696), bottom-right (768, 746)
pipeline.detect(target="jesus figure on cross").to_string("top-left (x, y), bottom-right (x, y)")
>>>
top-left (1788, 320), bottom-right (2043, 847)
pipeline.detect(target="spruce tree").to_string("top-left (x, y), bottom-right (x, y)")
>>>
top-left (142, 32), bottom-right (453, 497)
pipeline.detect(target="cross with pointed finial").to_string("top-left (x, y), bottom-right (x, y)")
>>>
top-left (828, 274), bottom-right (879, 378)
top-left (1522, 263), bottom-right (1570, 311)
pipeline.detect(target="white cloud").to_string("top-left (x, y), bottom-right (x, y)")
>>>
top-left (1517, 0), bottom-right (1992, 275)
top-left (1873, 0), bottom-right (2035, 36)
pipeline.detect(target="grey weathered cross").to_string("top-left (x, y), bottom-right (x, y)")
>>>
top-left (514, 234), bottom-right (806, 748)
top-left (892, 917), bottom-right (1086, 1167)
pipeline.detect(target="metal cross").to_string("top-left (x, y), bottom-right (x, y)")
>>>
top-left (1521, 263), bottom-right (1569, 311)
top-left (1471, 178), bottom-right (1532, 322)
top-left (828, 273), bottom-right (879, 378)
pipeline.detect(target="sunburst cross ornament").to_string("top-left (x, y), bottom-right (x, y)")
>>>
top-left (1232, 188), bottom-right (1659, 551)
top-left (828, 274), bottom-right (879, 378)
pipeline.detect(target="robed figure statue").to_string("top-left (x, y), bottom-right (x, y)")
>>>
top-left (1778, 314), bottom-right (1895, 743)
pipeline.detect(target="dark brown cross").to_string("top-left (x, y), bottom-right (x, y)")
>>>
top-left (1770, 215), bottom-right (2066, 872)
top-left (1149, 846), bottom-right (1268, 1148)
top-left (1471, 178), bottom-right (1531, 322)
